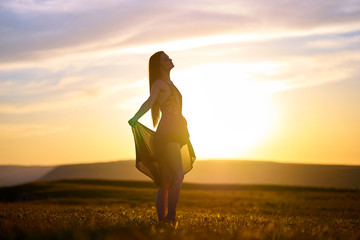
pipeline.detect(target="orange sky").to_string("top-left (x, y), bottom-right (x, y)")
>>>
top-left (0, 0), bottom-right (359, 166)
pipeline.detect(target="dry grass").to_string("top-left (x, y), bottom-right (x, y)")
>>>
top-left (0, 180), bottom-right (359, 240)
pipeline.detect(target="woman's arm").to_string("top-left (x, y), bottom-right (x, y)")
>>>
top-left (128, 82), bottom-right (161, 126)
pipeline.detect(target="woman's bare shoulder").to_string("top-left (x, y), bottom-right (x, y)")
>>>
top-left (152, 79), bottom-right (170, 90)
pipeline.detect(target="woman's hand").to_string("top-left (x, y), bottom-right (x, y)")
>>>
top-left (128, 117), bottom-right (138, 127)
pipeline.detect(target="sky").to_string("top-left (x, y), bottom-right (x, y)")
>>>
top-left (0, 0), bottom-right (359, 166)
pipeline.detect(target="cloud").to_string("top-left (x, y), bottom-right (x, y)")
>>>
top-left (0, 75), bottom-right (147, 114)
top-left (305, 35), bottom-right (360, 49)
top-left (259, 52), bottom-right (360, 91)
top-left (0, 1), bottom-right (156, 63)
top-left (1, 0), bottom-right (124, 13)
top-left (1, 0), bottom-right (359, 65)
top-left (173, 50), bottom-right (360, 95)
top-left (1, 0), bottom-right (360, 116)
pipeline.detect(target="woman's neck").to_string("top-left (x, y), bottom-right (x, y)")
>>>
top-left (160, 72), bottom-right (171, 82)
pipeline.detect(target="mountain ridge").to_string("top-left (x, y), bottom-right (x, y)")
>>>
top-left (1, 160), bottom-right (360, 188)
top-left (0, 165), bottom-right (54, 186)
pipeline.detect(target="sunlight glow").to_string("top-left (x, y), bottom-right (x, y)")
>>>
top-left (175, 63), bottom-right (281, 158)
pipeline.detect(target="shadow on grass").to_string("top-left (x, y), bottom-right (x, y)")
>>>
top-left (0, 179), bottom-right (358, 203)
top-left (0, 179), bottom-right (157, 203)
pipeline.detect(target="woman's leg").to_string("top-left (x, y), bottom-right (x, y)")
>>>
top-left (166, 143), bottom-right (184, 220)
top-left (156, 161), bottom-right (172, 221)
top-left (156, 188), bottom-right (167, 221)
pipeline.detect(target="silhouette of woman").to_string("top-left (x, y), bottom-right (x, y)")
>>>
top-left (128, 51), bottom-right (196, 222)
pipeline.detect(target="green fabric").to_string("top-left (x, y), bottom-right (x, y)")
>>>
top-left (131, 122), bottom-right (196, 186)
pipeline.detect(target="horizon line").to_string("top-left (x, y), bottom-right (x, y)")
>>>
top-left (1, 158), bottom-right (359, 167)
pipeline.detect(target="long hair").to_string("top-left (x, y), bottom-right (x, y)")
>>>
top-left (149, 51), bottom-right (164, 128)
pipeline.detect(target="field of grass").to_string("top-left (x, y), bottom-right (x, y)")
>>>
top-left (0, 179), bottom-right (359, 240)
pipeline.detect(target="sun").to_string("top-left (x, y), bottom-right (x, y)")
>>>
top-left (174, 62), bottom-right (280, 159)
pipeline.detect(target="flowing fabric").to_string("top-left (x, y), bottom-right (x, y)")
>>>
top-left (130, 80), bottom-right (196, 186)
top-left (131, 122), bottom-right (196, 186)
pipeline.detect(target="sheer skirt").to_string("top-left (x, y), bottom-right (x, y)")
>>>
top-left (131, 120), bottom-right (196, 186)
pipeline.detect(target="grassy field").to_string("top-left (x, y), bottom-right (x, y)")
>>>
top-left (0, 179), bottom-right (359, 240)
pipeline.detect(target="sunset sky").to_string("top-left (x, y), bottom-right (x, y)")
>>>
top-left (1, 0), bottom-right (359, 166)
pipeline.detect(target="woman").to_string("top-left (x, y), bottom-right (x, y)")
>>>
top-left (128, 51), bottom-right (195, 222)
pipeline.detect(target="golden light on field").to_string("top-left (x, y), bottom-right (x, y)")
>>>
top-left (175, 62), bottom-right (281, 158)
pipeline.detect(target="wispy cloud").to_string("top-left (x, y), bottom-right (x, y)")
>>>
top-left (1, 0), bottom-right (124, 13)
top-left (305, 35), bottom-right (360, 49)
top-left (1, 0), bottom-right (359, 64)
top-left (254, 52), bottom-right (360, 90)
top-left (0, 75), bottom-right (147, 114)
top-left (1, 0), bottom-right (360, 114)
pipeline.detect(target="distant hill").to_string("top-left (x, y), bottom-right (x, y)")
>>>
top-left (0, 166), bottom-right (54, 187)
top-left (38, 160), bottom-right (360, 189)
top-left (186, 160), bottom-right (360, 188)
top-left (40, 160), bottom-right (148, 182)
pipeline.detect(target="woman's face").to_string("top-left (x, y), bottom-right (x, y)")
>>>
top-left (160, 53), bottom-right (174, 71)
